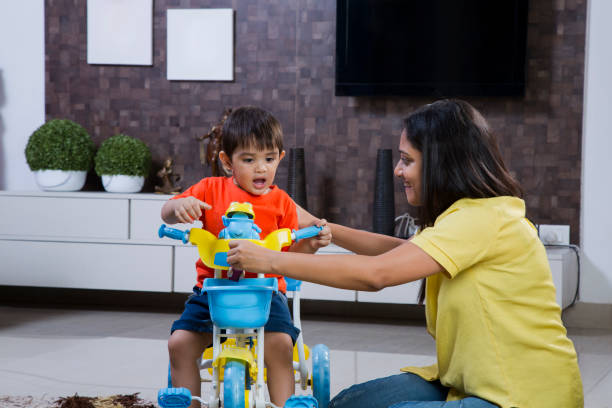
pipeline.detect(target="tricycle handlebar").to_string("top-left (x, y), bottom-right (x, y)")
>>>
top-left (158, 224), bottom-right (190, 244)
top-left (292, 225), bottom-right (323, 242)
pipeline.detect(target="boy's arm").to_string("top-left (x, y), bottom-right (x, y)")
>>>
top-left (161, 196), bottom-right (211, 224)
top-left (295, 203), bottom-right (318, 229)
top-left (286, 199), bottom-right (330, 253)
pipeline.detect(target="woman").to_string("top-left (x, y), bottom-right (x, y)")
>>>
top-left (227, 99), bottom-right (583, 408)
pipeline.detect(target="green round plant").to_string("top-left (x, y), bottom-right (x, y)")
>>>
top-left (25, 119), bottom-right (95, 171)
top-left (94, 133), bottom-right (152, 177)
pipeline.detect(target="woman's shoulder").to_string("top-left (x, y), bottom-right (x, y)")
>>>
top-left (426, 196), bottom-right (525, 241)
top-left (440, 196), bottom-right (525, 221)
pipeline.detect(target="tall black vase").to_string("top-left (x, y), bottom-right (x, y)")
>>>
top-left (373, 148), bottom-right (395, 235)
top-left (287, 147), bottom-right (308, 211)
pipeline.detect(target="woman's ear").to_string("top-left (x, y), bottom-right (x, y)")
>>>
top-left (219, 151), bottom-right (232, 173)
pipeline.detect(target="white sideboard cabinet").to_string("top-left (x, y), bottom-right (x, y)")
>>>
top-left (0, 191), bottom-right (177, 292)
top-left (0, 192), bottom-right (576, 308)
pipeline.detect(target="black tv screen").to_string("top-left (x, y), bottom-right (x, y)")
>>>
top-left (335, 0), bottom-right (529, 97)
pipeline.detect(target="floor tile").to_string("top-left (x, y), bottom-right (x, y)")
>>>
top-left (0, 336), bottom-right (168, 401)
top-left (1, 305), bottom-right (611, 407)
top-left (584, 366), bottom-right (612, 408)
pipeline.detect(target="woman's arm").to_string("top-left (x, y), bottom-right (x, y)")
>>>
top-left (294, 203), bottom-right (405, 256)
top-left (227, 239), bottom-right (443, 291)
top-left (329, 222), bottom-right (406, 256)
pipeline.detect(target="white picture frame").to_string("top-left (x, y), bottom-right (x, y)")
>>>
top-left (87, 0), bottom-right (153, 66)
top-left (166, 8), bottom-right (234, 81)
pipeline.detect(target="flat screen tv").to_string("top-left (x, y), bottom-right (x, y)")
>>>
top-left (335, 0), bottom-right (529, 97)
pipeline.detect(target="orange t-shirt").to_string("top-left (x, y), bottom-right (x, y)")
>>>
top-left (172, 176), bottom-right (298, 293)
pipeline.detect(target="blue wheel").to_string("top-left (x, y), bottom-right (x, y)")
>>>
top-left (312, 344), bottom-right (330, 408)
top-left (223, 360), bottom-right (246, 408)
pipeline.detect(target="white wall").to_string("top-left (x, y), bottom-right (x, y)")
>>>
top-left (580, 0), bottom-right (612, 303)
top-left (0, 1), bottom-right (44, 190)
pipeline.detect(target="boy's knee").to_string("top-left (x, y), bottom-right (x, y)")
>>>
top-left (168, 330), bottom-right (208, 360)
top-left (168, 332), bottom-right (186, 357)
top-left (264, 332), bottom-right (293, 361)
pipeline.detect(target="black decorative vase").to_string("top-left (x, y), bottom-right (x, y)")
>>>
top-left (373, 149), bottom-right (395, 235)
top-left (287, 147), bottom-right (308, 211)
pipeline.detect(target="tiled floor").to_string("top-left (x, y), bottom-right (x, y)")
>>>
top-left (0, 305), bottom-right (610, 407)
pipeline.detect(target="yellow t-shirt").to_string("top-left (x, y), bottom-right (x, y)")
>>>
top-left (404, 197), bottom-right (583, 408)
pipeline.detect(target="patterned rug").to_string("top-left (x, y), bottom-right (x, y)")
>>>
top-left (0, 394), bottom-right (155, 408)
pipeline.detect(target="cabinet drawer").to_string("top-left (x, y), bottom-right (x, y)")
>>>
top-left (0, 239), bottom-right (172, 291)
top-left (299, 281), bottom-right (356, 301)
top-left (130, 199), bottom-right (166, 241)
top-left (0, 195), bottom-right (128, 239)
top-left (174, 245), bottom-right (199, 293)
top-left (357, 281), bottom-right (420, 304)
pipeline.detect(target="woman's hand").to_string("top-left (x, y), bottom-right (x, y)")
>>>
top-left (227, 240), bottom-right (277, 274)
top-left (162, 197), bottom-right (211, 224)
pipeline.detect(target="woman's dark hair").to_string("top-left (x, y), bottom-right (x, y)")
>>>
top-left (221, 106), bottom-right (283, 158)
top-left (404, 99), bottom-right (523, 303)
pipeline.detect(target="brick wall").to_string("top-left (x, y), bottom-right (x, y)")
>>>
top-left (45, 0), bottom-right (586, 242)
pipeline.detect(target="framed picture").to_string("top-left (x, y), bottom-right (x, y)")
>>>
top-left (166, 8), bottom-right (234, 81)
top-left (87, 0), bottom-right (153, 65)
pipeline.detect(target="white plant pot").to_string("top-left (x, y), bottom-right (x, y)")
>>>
top-left (34, 170), bottom-right (87, 192)
top-left (102, 175), bottom-right (145, 193)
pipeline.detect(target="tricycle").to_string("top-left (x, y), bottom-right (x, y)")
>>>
top-left (157, 202), bottom-right (330, 408)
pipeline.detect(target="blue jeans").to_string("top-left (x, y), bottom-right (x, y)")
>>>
top-left (329, 373), bottom-right (499, 408)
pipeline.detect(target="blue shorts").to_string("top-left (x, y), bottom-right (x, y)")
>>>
top-left (171, 286), bottom-right (300, 344)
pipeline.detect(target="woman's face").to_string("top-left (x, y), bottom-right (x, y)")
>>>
top-left (394, 130), bottom-right (422, 206)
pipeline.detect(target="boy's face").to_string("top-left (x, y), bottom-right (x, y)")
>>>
top-left (219, 145), bottom-right (285, 195)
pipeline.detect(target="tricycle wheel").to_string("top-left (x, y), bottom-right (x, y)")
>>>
top-left (167, 361), bottom-right (173, 387)
top-left (312, 344), bottom-right (330, 408)
top-left (223, 360), bottom-right (246, 408)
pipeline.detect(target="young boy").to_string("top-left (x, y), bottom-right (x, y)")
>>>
top-left (161, 106), bottom-right (329, 407)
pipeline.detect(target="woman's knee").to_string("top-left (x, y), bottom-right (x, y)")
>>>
top-left (330, 373), bottom-right (447, 408)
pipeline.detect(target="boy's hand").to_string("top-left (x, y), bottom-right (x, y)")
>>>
top-left (291, 219), bottom-right (331, 254)
top-left (306, 219), bottom-right (332, 251)
top-left (167, 197), bottom-right (211, 224)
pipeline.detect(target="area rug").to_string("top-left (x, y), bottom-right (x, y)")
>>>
top-left (0, 394), bottom-right (155, 408)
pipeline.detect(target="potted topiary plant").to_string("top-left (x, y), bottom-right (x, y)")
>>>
top-left (94, 133), bottom-right (152, 193)
top-left (25, 119), bottom-right (95, 191)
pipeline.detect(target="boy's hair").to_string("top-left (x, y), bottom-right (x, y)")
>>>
top-left (221, 106), bottom-right (284, 158)
top-left (404, 99), bottom-right (523, 229)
